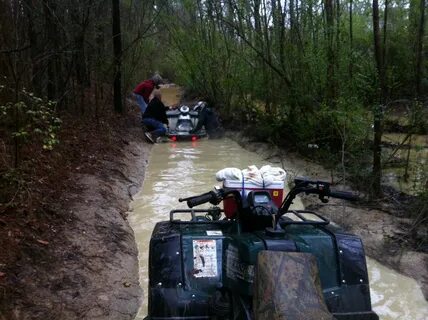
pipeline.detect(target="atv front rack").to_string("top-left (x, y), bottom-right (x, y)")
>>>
top-left (170, 208), bottom-right (330, 228)
top-left (280, 210), bottom-right (330, 226)
top-left (170, 208), bottom-right (231, 224)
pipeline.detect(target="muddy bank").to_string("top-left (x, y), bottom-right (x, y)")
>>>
top-left (1, 123), bottom-right (150, 319)
top-left (226, 131), bottom-right (428, 300)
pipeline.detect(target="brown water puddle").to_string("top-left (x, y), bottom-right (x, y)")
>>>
top-left (382, 133), bottom-right (427, 194)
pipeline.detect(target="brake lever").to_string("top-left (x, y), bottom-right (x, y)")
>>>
top-left (317, 181), bottom-right (330, 203)
top-left (319, 194), bottom-right (329, 203)
top-left (302, 182), bottom-right (330, 203)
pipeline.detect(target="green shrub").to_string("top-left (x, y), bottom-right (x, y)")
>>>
top-left (0, 88), bottom-right (61, 167)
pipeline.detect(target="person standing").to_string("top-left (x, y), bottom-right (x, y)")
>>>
top-left (133, 74), bottom-right (162, 114)
top-left (142, 90), bottom-right (169, 143)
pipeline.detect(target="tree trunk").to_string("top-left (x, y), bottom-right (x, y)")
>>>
top-left (349, 0), bottom-right (353, 81)
top-left (24, 0), bottom-right (42, 96)
top-left (335, 0), bottom-right (340, 95)
top-left (403, 134), bottom-right (412, 181)
top-left (382, 0), bottom-right (389, 76)
top-left (325, 0), bottom-right (336, 106)
top-left (415, 0), bottom-right (426, 98)
top-left (112, 0), bottom-right (123, 114)
top-left (44, 0), bottom-right (58, 100)
top-left (279, 0), bottom-right (286, 72)
top-left (372, 0), bottom-right (386, 197)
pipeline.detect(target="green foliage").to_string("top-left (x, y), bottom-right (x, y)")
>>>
top-left (407, 188), bottom-right (428, 251)
top-left (0, 88), bottom-right (61, 165)
top-left (239, 98), bottom-right (372, 180)
top-left (243, 107), bottom-right (288, 144)
top-left (410, 101), bottom-right (428, 134)
top-left (154, 0), bottom-right (426, 195)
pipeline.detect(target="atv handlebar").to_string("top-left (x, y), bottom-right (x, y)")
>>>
top-left (179, 178), bottom-right (358, 225)
top-left (329, 190), bottom-right (358, 201)
top-left (274, 178), bottom-right (358, 228)
top-left (179, 188), bottom-right (243, 211)
top-left (293, 178), bottom-right (358, 201)
top-left (179, 191), bottom-right (218, 208)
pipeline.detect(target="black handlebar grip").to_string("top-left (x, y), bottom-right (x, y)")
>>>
top-left (187, 191), bottom-right (216, 208)
top-left (329, 190), bottom-right (358, 201)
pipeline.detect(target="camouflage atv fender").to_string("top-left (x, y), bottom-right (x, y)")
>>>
top-left (253, 251), bottom-right (335, 320)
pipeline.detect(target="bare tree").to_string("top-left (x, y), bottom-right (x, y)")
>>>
top-left (415, 0), bottom-right (426, 98)
top-left (112, 0), bottom-right (123, 113)
top-left (325, 0), bottom-right (337, 106)
top-left (372, 0), bottom-right (387, 197)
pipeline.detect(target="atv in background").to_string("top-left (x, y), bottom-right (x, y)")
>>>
top-left (166, 105), bottom-right (206, 141)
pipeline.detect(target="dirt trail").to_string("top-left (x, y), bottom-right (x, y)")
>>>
top-left (0, 84), bottom-right (180, 320)
top-left (1, 123), bottom-right (150, 320)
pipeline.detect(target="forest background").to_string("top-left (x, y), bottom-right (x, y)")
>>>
top-left (0, 0), bottom-right (427, 257)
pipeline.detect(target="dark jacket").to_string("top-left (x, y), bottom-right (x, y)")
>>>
top-left (192, 105), bottom-right (223, 138)
top-left (142, 97), bottom-right (168, 124)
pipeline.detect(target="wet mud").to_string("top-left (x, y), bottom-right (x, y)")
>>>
top-left (1, 124), bottom-right (150, 320)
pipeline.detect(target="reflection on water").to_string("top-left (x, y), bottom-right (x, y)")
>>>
top-left (368, 258), bottom-right (428, 320)
top-left (129, 138), bottom-right (428, 320)
top-left (382, 133), bottom-right (428, 194)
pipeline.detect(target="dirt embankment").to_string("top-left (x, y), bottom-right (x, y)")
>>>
top-left (1, 115), bottom-right (150, 319)
top-left (227, 131), bottom-right (428, 300)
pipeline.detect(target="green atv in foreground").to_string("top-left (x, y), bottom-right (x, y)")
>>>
top-left (145, 178), bottom-right (379, 320)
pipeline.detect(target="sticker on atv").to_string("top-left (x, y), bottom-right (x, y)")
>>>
top-left (192, 239), bottom-right (218, 277)
top-left (206, 230), bottom-right (222, 236)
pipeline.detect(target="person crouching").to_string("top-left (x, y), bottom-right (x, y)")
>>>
top-left (142, 90), bottom-right (169, 143)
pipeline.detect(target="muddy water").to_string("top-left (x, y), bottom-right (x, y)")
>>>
top-left (367, 258), bottom-right (428, 320)
top-left (382, 133), bottom-right (427, 194)
top-left (129, 139), bottom-right (428, 320)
